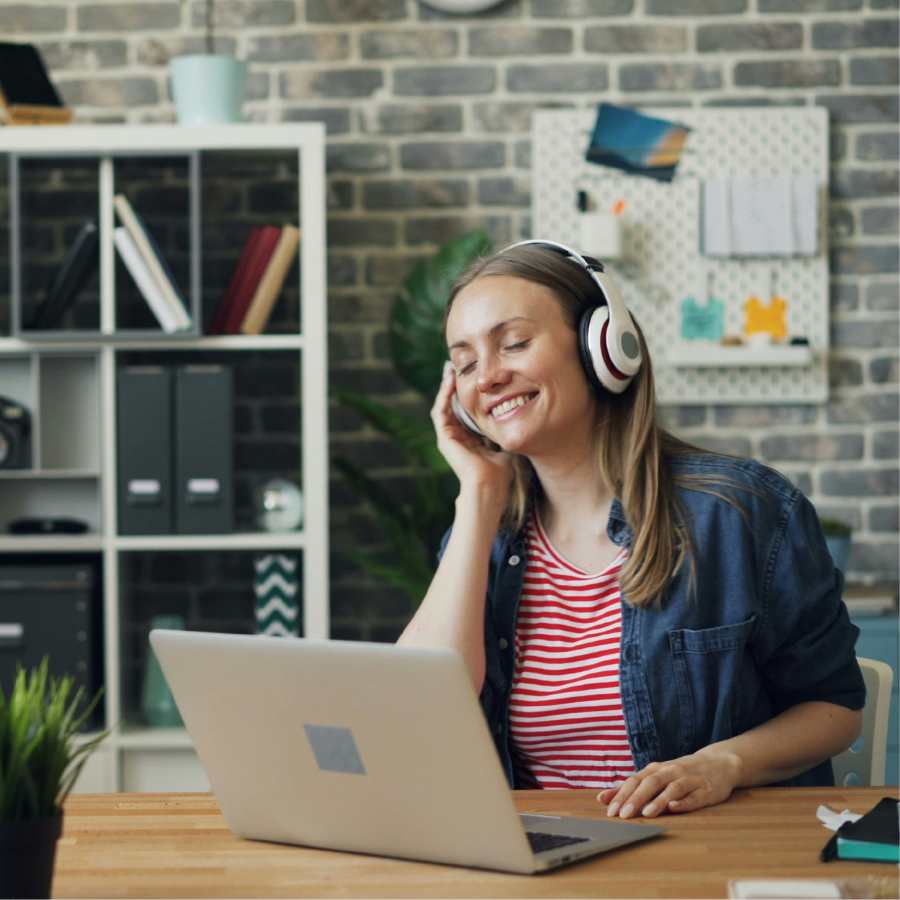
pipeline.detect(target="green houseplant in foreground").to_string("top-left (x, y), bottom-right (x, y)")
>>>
top-left (335, 230), bottom-right (493, 606)
top-left (0, 659), bottom-right (106, 899)
top-left (820, 516), bottom-right (853, 574)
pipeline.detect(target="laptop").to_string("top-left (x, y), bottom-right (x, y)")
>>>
top-left (149, 629), bottom-right (664, 874)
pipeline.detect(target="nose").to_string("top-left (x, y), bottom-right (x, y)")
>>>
top-left (476, 351), bottom-right (511, 396)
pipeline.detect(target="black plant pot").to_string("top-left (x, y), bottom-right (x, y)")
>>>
top-left (0, 813), bottom-right (63, 899)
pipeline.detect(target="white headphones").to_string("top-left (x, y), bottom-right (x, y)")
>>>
top-left (451, 239), bottom-right (642, 437)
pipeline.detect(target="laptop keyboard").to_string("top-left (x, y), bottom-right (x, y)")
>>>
top-left (526, 831), bottom-right (590, 854)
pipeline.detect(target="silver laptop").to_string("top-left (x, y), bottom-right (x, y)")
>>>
top-left (149, 629), bottom-right (663, 874)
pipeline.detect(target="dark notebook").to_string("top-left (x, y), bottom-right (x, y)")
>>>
top-left (821, 797), bottom-right (899, 863)
top-left (0, 42), bottom-right (65, 107)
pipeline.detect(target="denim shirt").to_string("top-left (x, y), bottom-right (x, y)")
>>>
top-left (444, 453), bottom-right (865, 789)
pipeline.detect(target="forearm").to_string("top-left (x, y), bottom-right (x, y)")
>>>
top-left (397, 486), bottom-right (505, 693)
top-left (699, 701), bottom-right (863, 787)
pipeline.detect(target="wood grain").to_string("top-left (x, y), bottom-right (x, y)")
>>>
top-left (54, 787), bottom-right (898, 898)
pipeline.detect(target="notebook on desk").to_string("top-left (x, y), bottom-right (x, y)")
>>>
top-left (149, 630), bottom-right (663, 874)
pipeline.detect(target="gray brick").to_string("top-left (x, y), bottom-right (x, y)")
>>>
top-left (874, 429), bottom-right (899, 459)
top-left (693, 435), bottom-right (754, 457)
top-left (472, 101), bottom-right (573, 133)
top-left (241, 71), bottom-right (270, 103)
top-left (360, 29), bottom-right (458, 60)
top-left (139, 36), bottom-right (239, 64)
top-left (469, 26), bottom-right (573, 56)
top-left (328, 253), bottom-right (359, 287)
top-left (817, 94), bottom-right (899, 124)
top-left (585, 24), bottom-right (688, 54)
top-left (515, 139), bottom-right (532, 169)
top-left (760, 433), bottom-right (864, 461)
top-left (532, 0), bottom-right (634, 15)
top-left (363, 179), bottom-right (469, 210)
top-left (814, 505), bottom-right (863, 531)
top-left (329, 218), bottom-right (398, 248)
top-left (477, 176), bottom-right (531, 207)
top-left (870, 503), bottom-right (899, 532)
top-left (77, 3), bottom-right (179, 31)
top-left (813, 20), bottom-right (899, 49)
top-left (58, 78), bottom-right (159, 107)
top-left (508, 63), bottom-right (609, 93)
top-left (647, 0), bottom-right (746, 12)
top-left (327, 180), bottom-right (354, 211)
top-left (327, 142), bottom-right (391, 173)
top-left (698, 23), bottom-right (802, 52)
top-left (759, 0), bottom-right (860, 7)
top-left (282, 107), bottom-right (352, 135)
top-left (365, 255), bottom-right (420, 287)
top-left (713, 405), bottom-right (818, 428)
top-left (403, 215), bottom-right (512, 247)
top-left (830, 207), bottom-right (855, 240)
top-left (735, 60), bottom-right (841, 88)
top-left (870, 356), bottom-right (899, 383)
top-left (306, 0), bottom-right (405, 22)
top-left (281, 68), bottom-right (384, 100)
top-left (703, 96), bottom-right (806, 108)
top-left (862, 205), bottom-right (899, 235)
top-left (375, 104), bottom-right (463, 134)
top-left (194, 0), bottom-right (294, 27)
top-left (848, 540), bottom-right (899, 577)
top-left (820, 467), bottom-right (899, 495)
top-left (857, 131), bottom-right (900, 160)
top-left (399, 141), bottom-right (505, 171)
top-left (829, 356), bottom-right (864, 387)
top-left (872, 0), bottom-right (899, 7)
top-left (4, 4), bottom-right (67, 30)
top-left (831, 129), bottom-right (848, 162)
top-left (40, 40), bottom-right (127, 70)
top-left (827, 392), bottom-right (899, 422)
top-left (866, 281), bottom-right (900, 311)
top-left (619, 63), bottom-right (721, 92)
top-left (832, 319), bottom-right (899, 349)
top-left (394, 66), bottom-right (496, 96)
top-left (330, 291), bottom-right (393, 324)
top-left (831, 245), bottom-right (899, 275)
top-left (850, 55), bottom-right (900, 85)
top-left (783, 470), bottom-right (813, 496)
top-left (247, 33), bottom-right (350, 63)
top-left (831, 282), bottom-right (860, 313)
top-left (831, 168), bottom-right (900, 199)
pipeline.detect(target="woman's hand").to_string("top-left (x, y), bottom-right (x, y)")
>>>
top-left (432, 362), bottom-right (513, 502)
top-left (597, 748), bottom-right (743, 818)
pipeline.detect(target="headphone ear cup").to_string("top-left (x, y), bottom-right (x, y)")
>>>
top-left (579, 305), bottom-right (636, 395)
top-left (577, 307), bottom-right (606, 395)
top-left (451, 394), bottom-right (484, 437)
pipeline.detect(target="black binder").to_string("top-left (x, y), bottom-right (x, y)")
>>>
top-left (116, 366), bottom-right (173, 535)
top-left (174, 365), bottom-right (233, 534)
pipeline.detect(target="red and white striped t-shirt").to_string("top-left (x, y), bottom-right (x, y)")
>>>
top-left (509, 513), bottom-right (636, 790)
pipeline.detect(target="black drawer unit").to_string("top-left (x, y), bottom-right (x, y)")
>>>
top-left (0, 562), bottom-right (103, 729)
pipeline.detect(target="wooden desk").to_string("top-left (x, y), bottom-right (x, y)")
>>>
top-left (55, 787), bottom-right (898, 898)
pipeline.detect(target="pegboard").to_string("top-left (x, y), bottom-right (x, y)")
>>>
top-left (532, 107), bottom-right (829, 405)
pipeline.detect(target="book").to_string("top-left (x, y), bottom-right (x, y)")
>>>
top-left (0, 42), bottom-right (72, 126)
top-left (28, 219), bottom-right (99, 330)
top-left (114, 227), bottom-right (180, 333)
top-left (209, 226), bottom-right (262, 335)
top-left (221, 225), bottom-right (281, 334)
top-left (821, 797), bottom-right (899, 863)
top-left (240, 225), bottom-right (301, 335)
top-left (113, 194), bottom-right (191, 331)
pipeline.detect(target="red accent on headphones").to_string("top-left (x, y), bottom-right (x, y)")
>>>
top-left (599, 318), bottom-right (629, 382)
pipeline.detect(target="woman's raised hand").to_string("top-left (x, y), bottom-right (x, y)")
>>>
top-left (432, 362), bottom-right (513, 502)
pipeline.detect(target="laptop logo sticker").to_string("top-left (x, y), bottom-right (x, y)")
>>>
top-left (303, 724), bottom-right (366, 775)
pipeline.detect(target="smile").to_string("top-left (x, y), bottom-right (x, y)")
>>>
top-left (490, 392), bottom-right (538, 419)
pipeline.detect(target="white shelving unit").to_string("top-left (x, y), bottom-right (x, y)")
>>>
top-left (0, 124), bottom-right (329, 793)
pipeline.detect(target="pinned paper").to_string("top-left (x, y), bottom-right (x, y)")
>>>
top-left (680, 295), bottom-right (725, 341)
top-left (816, 804), bottom-right (862, 832)
top-left (744, 295), bottom-right (787, 341)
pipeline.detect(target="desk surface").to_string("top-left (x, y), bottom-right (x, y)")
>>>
top-left (56, 787), bottom-right (898, 899)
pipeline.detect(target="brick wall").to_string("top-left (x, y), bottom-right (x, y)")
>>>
top-left (5, 0), bottom-right (898, 642)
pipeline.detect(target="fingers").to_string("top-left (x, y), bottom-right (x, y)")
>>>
top-left (602, 763), bottom-right (703, 819)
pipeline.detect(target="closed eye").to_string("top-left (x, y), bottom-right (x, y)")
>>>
top-left (505, 340), bottom-right (530, 351)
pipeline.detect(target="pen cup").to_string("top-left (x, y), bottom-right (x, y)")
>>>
top-left (578, 212), bottom-right (622, 260)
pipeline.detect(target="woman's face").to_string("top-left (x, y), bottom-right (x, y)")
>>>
top-left (445, 274), bottom-right (598, 457)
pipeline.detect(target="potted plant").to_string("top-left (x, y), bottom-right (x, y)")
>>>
top-left (820, 516), bottom-right (853, 573)
top-left (170, 0), bottom-right (247, 125)
top-left (334, 230), bottom-right (493, 605)
top-left (0, 659), bottom-right (106, 899)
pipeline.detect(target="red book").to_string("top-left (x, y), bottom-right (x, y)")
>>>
top-left (210, 227), bottom-right (262, 335)
top-left (222, 226), bottom-right (281, 334)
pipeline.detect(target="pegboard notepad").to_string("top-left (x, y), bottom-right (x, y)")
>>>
top-left (533, 108), bottom-right (829, 405)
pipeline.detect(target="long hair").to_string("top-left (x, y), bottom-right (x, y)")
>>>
top-left (444, 243), bottom-right (712, 608)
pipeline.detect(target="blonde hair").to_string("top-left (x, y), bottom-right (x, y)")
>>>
top-left (445, 244), bottom-right (711, 608)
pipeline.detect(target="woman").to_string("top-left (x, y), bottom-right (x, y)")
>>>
top-left (398, 239), bottom-right (864, 820)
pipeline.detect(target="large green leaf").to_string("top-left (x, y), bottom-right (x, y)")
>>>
top-left (390, 230), bottom-right (493, 397)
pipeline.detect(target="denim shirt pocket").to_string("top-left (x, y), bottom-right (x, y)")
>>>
top-left (667, 614), bottom-right (758, 756)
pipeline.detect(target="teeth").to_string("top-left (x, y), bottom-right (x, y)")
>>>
top-left (492, 394), bottom-right (533, 418)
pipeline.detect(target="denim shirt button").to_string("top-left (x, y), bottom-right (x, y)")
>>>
top-left (622, 644), bottom-right (635, 663)
top-left (633, 734), bottom-right (645, 751)
top-left (508, 554), bottom-right (521, 566)
top-left (498, 637), bottom-right (509, 650)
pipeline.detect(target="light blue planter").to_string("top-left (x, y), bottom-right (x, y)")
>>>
top-left (825, 535), bottom-right (851, 573)
top-left (170, 54), bottom-right (247, 125)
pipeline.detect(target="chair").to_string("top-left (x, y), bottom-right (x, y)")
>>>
top-left (832, 657), bottom-right (894, 787)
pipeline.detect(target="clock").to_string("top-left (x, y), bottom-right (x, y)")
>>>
top-left (255, 478), bottom-right (304, 532)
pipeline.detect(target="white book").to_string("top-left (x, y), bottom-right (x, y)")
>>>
top-left (113, 194), bottom-right (191, 330)
top-left (114, 227), bottom-right (180, 333)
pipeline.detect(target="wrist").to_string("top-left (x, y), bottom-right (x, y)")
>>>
top-left (456, 484), bottom-right (507, 522)
top-left (698, 743), bottom-right (745, 788)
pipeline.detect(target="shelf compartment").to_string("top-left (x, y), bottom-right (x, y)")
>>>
top-left (39, 353), bottom-right (100, 471)
top-left (116, 532), bottom-right (304, 551)
top-left (0, 477), bottom-right (100, 534)
top-left (665, 344), bottom-right (814, 368)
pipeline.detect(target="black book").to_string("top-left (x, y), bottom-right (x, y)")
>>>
top-left (821, 797), bottom-right (899, 863)
top-left (28, 220), bottom-right (100, 330)
top-left (0, 41), bottom-right (64, 107)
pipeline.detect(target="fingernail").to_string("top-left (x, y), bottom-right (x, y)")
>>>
top-left (641, 804), bottom-right (653, 817)
top-left (607, 802), bottom-right (619, 818)
top-left (620, 804), bottom-right (633, 818)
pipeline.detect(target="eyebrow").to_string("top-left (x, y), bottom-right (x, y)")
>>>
top-left (447, 316), bottom-right (534, 352)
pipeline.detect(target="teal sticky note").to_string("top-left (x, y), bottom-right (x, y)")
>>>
top-left (680, 296), bottom-right (725, 341)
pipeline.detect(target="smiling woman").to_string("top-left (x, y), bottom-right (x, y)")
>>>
top-left (398, 239), bottom-right (865, 821)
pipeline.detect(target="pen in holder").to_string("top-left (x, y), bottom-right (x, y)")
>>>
top-left (577, 193), bottom-right (624, 260)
